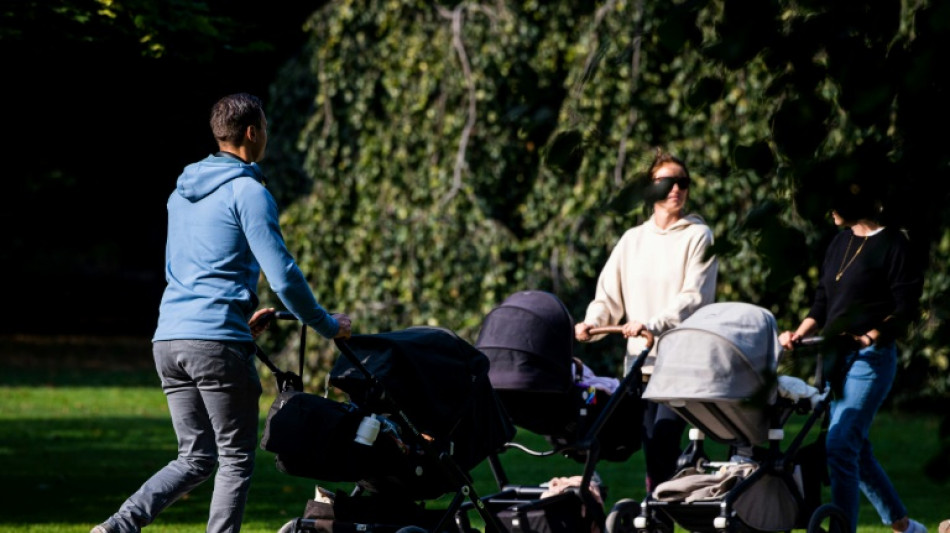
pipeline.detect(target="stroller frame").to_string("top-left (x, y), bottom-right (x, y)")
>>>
top-left (260, 313), bottom-right (509, 533)
top-left (457, 326), bottom-right (654, 533)
top-left (631, 388), bottom-right (832, 533)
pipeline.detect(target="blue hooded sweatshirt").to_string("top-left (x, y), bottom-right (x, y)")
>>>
top-left (153, 154), bottom-right (339, 342)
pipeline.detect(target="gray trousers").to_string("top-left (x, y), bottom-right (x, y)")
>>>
top-left (103, 340), bottom-right (262, 533)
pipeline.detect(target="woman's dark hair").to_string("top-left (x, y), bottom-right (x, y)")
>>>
top-left (210, 93), bottom-right (264, 146)
top-left (832, 180), bottom-right (883, 222)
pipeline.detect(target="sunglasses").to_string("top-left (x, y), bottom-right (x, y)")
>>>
top-left (653, 175), bottom-right (691, 189)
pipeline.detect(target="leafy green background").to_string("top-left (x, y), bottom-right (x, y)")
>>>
top-left (250, 1), bottom-right (950, 410)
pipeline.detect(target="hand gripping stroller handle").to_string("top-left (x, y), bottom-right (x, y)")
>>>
top-left (791, 335), bottom-right (831, 394)
top-left (588, 326), bottom-right (655, 348)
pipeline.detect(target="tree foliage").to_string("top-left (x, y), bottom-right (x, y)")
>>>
top-left (260, 0), bottom-right (950, 402)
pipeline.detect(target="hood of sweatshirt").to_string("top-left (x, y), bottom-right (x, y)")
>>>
top-left (176, 154), bottom-right (265, 202)
top-left (648, 213), bottom-right (707, 234)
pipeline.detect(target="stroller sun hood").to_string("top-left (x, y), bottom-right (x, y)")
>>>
top-left (642, 302), bottom-right (782, 445)
top-left (478, 290), bottom-right (576, 392)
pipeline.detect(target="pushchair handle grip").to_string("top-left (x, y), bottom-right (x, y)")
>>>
top-left (794, 335), bottom-right (824, 347)
top-left (588, 326), bottom-right (655, 348)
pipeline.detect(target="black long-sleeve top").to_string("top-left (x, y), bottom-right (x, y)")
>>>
top-left (807, 226), bottom-right (923, 345)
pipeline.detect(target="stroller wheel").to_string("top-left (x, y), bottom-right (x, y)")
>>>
top-left (807, 503), bottom-right (849, 533)
top-left (277, 519), bottom-right (296, 533)
top-left (394, 527), bottom-right (427, 533)
top-left (606, 498), bottom-right (639, 533)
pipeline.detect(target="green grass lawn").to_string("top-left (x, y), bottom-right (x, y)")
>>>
top-left (0, 335), bottom-right (946, 532)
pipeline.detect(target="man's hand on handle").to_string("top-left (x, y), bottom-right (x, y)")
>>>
top-left (248, 307), bottom-right (277, 339)
top-left (332, 313), bottom-right (352, 339)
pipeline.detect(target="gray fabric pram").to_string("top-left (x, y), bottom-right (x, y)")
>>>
top-left (616, 302), bottom-right (835, 533)
top-left (643, 301), bottom-right (782, 446)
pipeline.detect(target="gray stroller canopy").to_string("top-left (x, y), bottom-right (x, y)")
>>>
top-left (643, 302), bottom-right (782, 403)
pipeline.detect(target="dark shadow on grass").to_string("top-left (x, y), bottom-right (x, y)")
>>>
top-left (0, 415), bottom-right (329, 528)
top-left (0, 335), bottom-right (157, 387)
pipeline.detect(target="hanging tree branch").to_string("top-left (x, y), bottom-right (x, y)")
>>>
top-left (563, 0), bottom-right (618, 127)
top-left (614, 0), bottom-right (645, 186)
top-left (436, 4), bottom-right (479, 210)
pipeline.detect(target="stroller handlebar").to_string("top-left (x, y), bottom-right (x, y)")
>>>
top-left (793, 335), bottom-right (824, 347)
top-left (588, 326), bottom-right (655, 349)
top-left (274, 311), bottom-right (297, 321)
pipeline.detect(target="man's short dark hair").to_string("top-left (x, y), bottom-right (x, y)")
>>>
top-left (210, 93), bottom-right (264, 145)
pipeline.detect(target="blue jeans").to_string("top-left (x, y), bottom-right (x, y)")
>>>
top-left (826, 341), bottom-right (907, 533)
top-left (103, 340), bottom-right (262, 533)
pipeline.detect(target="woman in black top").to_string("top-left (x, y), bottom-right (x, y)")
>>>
top-left (779, 182), bottom-right (924, 533)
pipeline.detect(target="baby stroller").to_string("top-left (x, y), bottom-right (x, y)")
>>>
top-left (457, 290), bottom-right (651, 533)
top-left (259, 314), bottom-right (516, 533)
top-left (606, 302), bottom-right (846, 533)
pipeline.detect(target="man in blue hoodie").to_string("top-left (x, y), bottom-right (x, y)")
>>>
top-left (92, 93), bottom-right (351, 533)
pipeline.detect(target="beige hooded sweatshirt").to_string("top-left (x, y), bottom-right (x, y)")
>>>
top-left (583, 213), bottom-right (718, 370)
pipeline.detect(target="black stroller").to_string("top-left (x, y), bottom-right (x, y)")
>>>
top-left (606, 302), bottom-right (847, 533)
top-left (259, 315), bottom-right (516, 533)
top-left (457, 290), bottom-right (652, 533)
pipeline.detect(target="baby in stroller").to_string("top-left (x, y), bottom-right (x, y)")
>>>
top-left (607, 301), bottom-right (842, 533)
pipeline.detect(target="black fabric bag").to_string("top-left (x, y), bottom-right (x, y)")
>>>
top-left (496, 492), bottom-right (585, 533)
top-left (260, 390), bottom-right (376, 481)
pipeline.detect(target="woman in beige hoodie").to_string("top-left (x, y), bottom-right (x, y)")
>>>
top-left (575, 149), bottom-right (718, 494)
